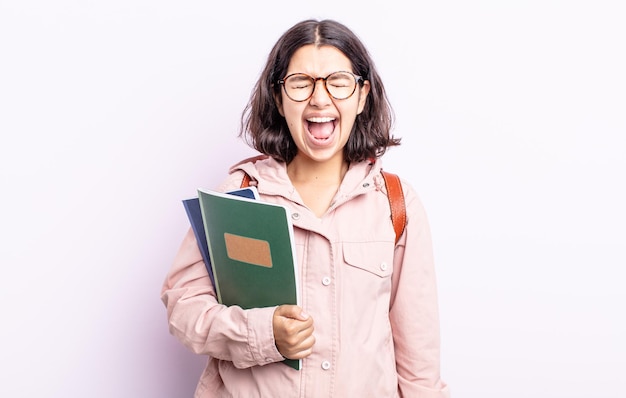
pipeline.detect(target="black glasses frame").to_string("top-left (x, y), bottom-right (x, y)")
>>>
top-left (277, 71), bottom-right (364, 102)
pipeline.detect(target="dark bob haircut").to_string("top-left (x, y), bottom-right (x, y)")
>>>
top-left (240, 19), bottom-right (400, 163)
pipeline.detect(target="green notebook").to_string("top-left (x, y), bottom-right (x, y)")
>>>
top-left (197, 188), bottom-right (301, 370)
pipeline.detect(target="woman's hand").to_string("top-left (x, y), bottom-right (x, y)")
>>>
top-left (272, 305), bottom-right (315, 359)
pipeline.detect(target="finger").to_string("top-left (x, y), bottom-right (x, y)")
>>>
top-left (275, 305), bottom-right (309, 321)
top-left (282, 334), bottom-right (316, 359)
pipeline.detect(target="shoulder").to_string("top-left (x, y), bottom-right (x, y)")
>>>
top-left (215, 154), bottom-right (286, 192)
top-left (380, 169), bottom-right (430, 222)
top-left (214, 155), bottom-right (267, 192)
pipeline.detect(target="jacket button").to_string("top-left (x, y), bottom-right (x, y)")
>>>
top-left (322, 276), bottom-right (331, 286)
top-left (291, 212), bottom-right (300, 220)
top-left (321, 360), bottom-right (331, 370)
top-left (380, 262), bottom-right (388, 271)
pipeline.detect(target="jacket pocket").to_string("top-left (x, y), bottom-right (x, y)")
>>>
top-left (342, 241), bottom-right (394, 278)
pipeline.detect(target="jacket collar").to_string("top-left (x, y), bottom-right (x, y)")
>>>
top-left (229, 154), bottom-right (385, 205)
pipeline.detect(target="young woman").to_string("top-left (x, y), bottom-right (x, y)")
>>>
top-left (162, 19), bottom-right (450, 398)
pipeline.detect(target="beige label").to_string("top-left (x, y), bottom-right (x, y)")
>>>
top-left (224, 233), bottom-right (273, 268)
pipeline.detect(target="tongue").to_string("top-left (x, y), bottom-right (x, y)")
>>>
top-left (308, 121), bottom-right (334, 139)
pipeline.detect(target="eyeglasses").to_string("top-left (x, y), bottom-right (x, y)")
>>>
top-left (278, 71), bottom-right (364, 102)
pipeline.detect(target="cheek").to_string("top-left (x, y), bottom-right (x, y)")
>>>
top-left (282, 109), bottom-right (302, 134)
top-left (339, 101), bottom-right (361, 124)
top-left (282, 102), bottom-right (305, 122)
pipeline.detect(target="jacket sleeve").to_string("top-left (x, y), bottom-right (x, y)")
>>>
top-left (160, 173), bottom-right (285, 369)
top-left (390, 182), bottom-right (451, 398)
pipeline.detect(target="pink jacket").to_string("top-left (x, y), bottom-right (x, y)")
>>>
top-left (161, 155), bottom-right (450, 398)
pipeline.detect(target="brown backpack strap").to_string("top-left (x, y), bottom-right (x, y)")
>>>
top-left (240, 172), bottom-right (251, 188)
top-left (381, 170), bottom-right (407, 244)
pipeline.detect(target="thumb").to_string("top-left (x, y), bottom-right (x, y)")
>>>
top-left (275, 305), bottom-right (309, 321)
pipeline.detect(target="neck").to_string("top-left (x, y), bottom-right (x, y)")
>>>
top-left (287, 155), bottom-right (349, 186)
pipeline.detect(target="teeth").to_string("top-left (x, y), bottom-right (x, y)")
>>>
top-left (307, 117), bottom-right (335, 123)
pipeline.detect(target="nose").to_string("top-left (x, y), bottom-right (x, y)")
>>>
top-left (309, 78), bottom-right (332, 106)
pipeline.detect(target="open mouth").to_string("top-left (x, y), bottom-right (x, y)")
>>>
top-left (306, 117), bottom-right (337, 142)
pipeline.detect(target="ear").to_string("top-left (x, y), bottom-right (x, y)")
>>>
top-left (274, 92), bottom-right (285, 116)
top-left (356, 80), bottom-right (371, 114)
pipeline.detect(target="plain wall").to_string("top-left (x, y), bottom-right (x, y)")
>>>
top-left (1, 1), bottom-right (624, 396)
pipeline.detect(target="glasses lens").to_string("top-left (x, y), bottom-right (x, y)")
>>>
top-left (283, 74), bottom-right (314, 102)
top-left (326, 72), bottom-right (357, 100)
top-left (282, 72), bottom-right (359, 101)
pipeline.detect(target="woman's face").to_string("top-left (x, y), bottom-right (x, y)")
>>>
top-left (276, 44), bottom-right (370, 165)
